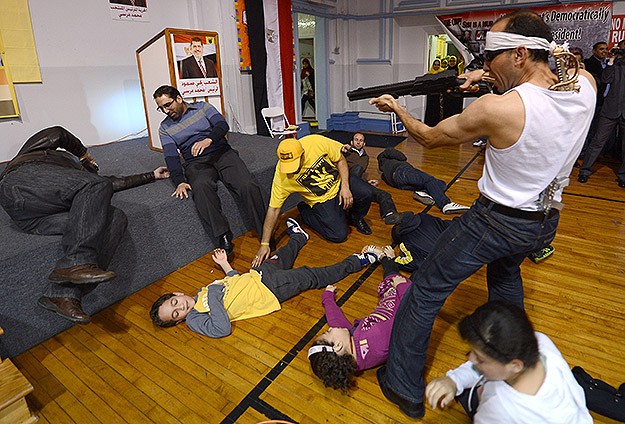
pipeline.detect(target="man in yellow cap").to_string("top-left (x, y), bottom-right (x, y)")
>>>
top-left (252, 134), bottom-right (373, 266)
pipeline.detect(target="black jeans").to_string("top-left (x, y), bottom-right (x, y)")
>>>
top-left (257, 234), bottom-right (364, 302)
top-left (298, 173), bottom-right (373, 242)
top-left (0, 163), bottom-right (127, 299)
top-left (184, 147), bottom-right (266, 238)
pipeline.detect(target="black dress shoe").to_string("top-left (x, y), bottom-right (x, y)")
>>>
top-left (219, 231), bottom-right (234, 255)
top-left (49, 264), bottom-right (116, 284)
top-left (383, 211), bottom-right (410, 225)
top-left (578, 174), bottom-right (589, 183)
top-left (377, 366), bottom-right (425, 419)
top-left (38, 296), bottom-right (91, 324)
top-left (618, 180), bottom-right (625, 188)
top-left (350, 218), bottom-right (372, 235)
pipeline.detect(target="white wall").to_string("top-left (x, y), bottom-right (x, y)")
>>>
top-left (0, 0), bottom-right (256, 162)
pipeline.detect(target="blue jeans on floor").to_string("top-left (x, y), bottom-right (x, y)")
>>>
top-left (0, 163), bottom-right (127, 299)
top-left (392, 164), bottom-right (450, 208)
top-left (382, 199), bottom-right (559, 405)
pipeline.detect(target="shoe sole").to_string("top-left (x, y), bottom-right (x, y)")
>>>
top-left (413, 193), bottom-right (435, 206)
top-left (442, 208), bottom-right (470, 215)
top-left (286, 218), bottom-right (309, 241)
top-left (37, 298), bottom-right (91, 324)
top-left (48, 273), bottom-right (117, 285)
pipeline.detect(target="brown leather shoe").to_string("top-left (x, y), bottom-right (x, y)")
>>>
top-left (48, 264), bottom-right (116, 284)
top-left (37, 296), bottom-right (91, 324)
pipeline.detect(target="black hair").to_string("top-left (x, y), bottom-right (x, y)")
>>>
top-left (153, 85), bottom-right (181, 100)
top-left (190, 36), bottom-right (203, 44)
top-left (459, 301), bottom-right (539, 368)
top-left (308, 340), bottom-right (359, 392)
top-left (593, 41), bottom-right (608, 50)
top-left (497, 10), bottom-right (552, 63)
top-left (150, 293), bottom-right (177, 327)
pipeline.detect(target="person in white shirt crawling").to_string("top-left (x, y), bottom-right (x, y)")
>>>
top-left (426, 301), bottom-right (592, 423)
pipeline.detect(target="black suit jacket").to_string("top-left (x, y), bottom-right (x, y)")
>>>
top-left (180, 55), bottom-right (217, 79)
top-left (599, 58), bottom-right (625, 119)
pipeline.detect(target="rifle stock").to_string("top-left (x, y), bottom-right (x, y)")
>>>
top-left (347, 69), bottom-right (491, 101)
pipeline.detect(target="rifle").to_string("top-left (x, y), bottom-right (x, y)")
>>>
top-left (346, 69), bottom-right (491, 101)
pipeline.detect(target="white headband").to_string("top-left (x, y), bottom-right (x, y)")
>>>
top-left (308, 345), bottom-right (334, 358)
top-left (485, 32), bottom-right (556, 53)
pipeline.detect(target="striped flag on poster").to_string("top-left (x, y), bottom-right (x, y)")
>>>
top-left (245, 0), bottom-right (294, 136)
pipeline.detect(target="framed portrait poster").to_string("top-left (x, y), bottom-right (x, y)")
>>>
top-left (137, 28), bottom-right (224, 151)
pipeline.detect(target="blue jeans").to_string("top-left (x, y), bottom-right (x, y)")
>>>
top-left (392, 164), bottom-right (450, 208)
top-left (0, 163), bottom-right (127, 299)
top-left (382, 199), bottom-right (559, 404)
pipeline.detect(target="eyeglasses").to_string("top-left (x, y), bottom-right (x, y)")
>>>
top-left (156, 99), bottom-right (176, 113)
top-left (483, 49), bottom-right (512, 63)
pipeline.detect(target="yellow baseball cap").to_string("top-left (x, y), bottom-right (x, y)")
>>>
top-left (277, 138), bottom-right (304, 173)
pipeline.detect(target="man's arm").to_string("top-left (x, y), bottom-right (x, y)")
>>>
top-left (106, 166), bottom-right (169, 193)
top-left (252, 206), bottom-right (280, 267)
top-left (185, 285), bottom-right (232, 338)
top-left (336, 155), bottom-right (353, 209)
top-left (371, 90), bottom-right (522, 150)
top-left (16, 126), bottom-right (87, 158)
top-left (190, 104), bottom-right (230, 157)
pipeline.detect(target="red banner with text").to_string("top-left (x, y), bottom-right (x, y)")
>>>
top-left (439, 2), bottom-right (612, 67)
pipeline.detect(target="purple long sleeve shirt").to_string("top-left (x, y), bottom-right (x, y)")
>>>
top-left (322, 274), bottom-right (411, 370)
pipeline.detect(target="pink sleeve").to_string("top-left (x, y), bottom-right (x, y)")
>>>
top-left (322, 290), bottom-right (352, 328)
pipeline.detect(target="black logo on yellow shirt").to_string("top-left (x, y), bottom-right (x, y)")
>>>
top-left (296, 155), bottom-right (339, 196)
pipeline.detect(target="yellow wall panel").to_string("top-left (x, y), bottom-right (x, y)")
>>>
top-left (0, 0), bottom-right (42, 83)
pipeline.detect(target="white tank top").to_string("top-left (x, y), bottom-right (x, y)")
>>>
top-left (478, 75), bottom-right (595, 210)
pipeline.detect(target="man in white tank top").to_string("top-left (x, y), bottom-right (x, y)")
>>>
top-left (369, 10), bottom-right (597, 420)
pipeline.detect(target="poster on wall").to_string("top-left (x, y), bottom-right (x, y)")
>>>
top-left (235, 0), bottom-right (252, 71)
top-left (609, 15), bottom-right (625, 49)
top-left (439, 2), bottom-right (612, 68)
top-left (171, 32), bottom-right (222, 98)
top-left (110, 0), bottom-right (149, 22)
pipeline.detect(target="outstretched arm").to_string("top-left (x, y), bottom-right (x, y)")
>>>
top-left (252, 206), bottom-right (280, 267)
top-left (212, 249), bottom-right (234, 274)
top-left (322, 286), bottom-right (352, 328)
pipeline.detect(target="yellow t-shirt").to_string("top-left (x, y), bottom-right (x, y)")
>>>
top-left (193, 270), bottom-right (281, 321)
top-left (269, 134), bottom-right (344, 208)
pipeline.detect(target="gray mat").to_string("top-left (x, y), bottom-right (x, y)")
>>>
top-left (0, 132), bottom-right (286, 357)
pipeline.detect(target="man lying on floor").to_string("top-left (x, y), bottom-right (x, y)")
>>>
top-left (150, 219), bottom-right (383, 337)
top-left (390, 212), bottom-right (555, 273)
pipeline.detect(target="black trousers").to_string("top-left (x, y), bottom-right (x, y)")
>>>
top-left (184, 147), bottom-right (266, 238)
top-left (257, 234), bottom-right (364, 302)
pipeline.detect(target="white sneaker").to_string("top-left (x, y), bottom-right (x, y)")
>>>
top-left (286, 218), bottom-right (309, 241)
top-left (442, 202), bottom-right (471, 214)
top-left (473, 139), bottom-right (487, 147)
top-left (413, 191), bottom-right (435, 206)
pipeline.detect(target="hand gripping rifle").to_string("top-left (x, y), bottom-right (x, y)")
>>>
top-left (346, 69), bottom-right (491, 101)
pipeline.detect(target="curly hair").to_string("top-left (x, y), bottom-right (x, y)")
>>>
top-left (150, 293), bottom-right (177, 327)
top-left (308, 341), bottom-right (359, 392)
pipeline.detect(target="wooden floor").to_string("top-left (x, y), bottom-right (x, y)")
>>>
top-left (12, 137), bottom-right (625, 423)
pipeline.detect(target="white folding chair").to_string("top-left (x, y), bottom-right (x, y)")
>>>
top-left (261, 107), bottom-right (299, 138)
